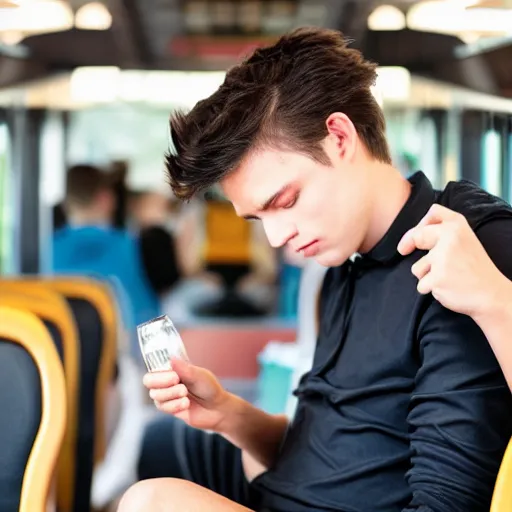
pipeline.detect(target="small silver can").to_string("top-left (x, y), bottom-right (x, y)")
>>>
top-left (137, 315), bottom-right (189, 372)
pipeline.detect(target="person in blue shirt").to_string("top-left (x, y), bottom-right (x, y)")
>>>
top-left (52, 164), bottom-right (160, 359)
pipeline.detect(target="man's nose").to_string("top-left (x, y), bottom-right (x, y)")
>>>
top-left (263, 217), bottom-right (297, 248)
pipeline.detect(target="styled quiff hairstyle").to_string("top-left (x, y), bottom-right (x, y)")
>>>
top-left (165, 27), bottom-right (391, 200)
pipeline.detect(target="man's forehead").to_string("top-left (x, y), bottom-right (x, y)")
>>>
top-left (222, 155), bottom-right (289, 199)
top-left (223, 174), bottom-right (289, 213)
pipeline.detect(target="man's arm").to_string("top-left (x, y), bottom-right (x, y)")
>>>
top-left (474, 294), bottom-right (512, 391)
top-left (146, 359), bottom-right (289, 476)
top-left (217, 394), bottom-right (289, 478)
top-left (403, 299), bottom-right (512, 511)
top-left (398, 205), bottom-right (512, 392)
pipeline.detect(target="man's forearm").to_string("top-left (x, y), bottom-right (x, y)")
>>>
top-left (474, 281), bottom-right (512, 391)
top-left (216, 393), bottom-right (289, 470)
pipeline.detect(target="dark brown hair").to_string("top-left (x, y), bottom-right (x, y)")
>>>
top-left (165, 27), bottom-right (391, 201)
top-left (65, 164), bottom-right (110, 207)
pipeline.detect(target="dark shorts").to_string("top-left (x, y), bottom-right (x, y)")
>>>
top-left (138, 414), bottom-right (266, 511)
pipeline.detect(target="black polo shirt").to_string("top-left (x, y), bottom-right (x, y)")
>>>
top-left (253, 172), bottom-right (512, 512)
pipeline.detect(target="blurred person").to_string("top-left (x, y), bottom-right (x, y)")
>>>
top-left (129, 189), bottom-right (172, 229)
top-left (129, 190), bottom-right (182, 296)
top-left (129, 191), bottom-right (227, 322)
top-left (109, 160), bottom-right (130, 229)
top-left (398, 203), bottom-right (512, 392)
top-left (120, 28), bottom-right (512, 512)
top-left (52, 201), bottom-right (67, 231)
top-left (52, 164), bottom-right (160, 358)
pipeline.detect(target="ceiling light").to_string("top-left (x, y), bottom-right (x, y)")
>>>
top-left (467, 0), bottom-right (512, 8)
top-left (368, 5), bottom-right (406, 31)
top-left (0, 30), bottom-right (24, 45)
top-left (75, 2), bottom-right (112, 31)
top-left (70, 66), bottom-right (120, 103)
top-left (407, 0), bottom-right (512, 34)
top-left (459, 31), bottom-right (481, 43)
top-left (375, 67), bottom-right (411, 101)
top-left (0, 0), bottom-right (73, 32)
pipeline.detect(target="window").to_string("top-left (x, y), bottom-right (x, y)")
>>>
top-left (418, 116), bottom-right (440, 189)
top-left (0, 123), bottom-right (13, 274)
top-left (482, 129), bottom-right (502, 197)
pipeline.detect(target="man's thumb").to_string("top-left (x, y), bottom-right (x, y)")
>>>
top-left (171, 357), bottom-right (196, 384)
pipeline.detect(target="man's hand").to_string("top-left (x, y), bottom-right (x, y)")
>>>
top-left (143, 358), bottom-right (232, 432)
top-left (397, 203), bottom-right (510, 320)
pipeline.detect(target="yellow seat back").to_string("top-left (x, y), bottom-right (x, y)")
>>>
top-left (491, 437), bottom-right (512, 511)
top-left (0, 306), bottom-right (67, 512)
top-left (0, 288), bottom-right (79, 512)
top-left (0, 276), bottom-right (118, 512)
top-left (0, 276), bottom-right (117, 464)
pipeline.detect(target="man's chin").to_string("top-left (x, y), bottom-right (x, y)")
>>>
top-left (314, 250), bottom-right (349, 268)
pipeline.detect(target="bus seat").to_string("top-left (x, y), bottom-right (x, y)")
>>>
top-left (0, 289), bottom-right (79, 512)
top-left (38, 277), bottom-right (117, 512)
top-left (491, 437), bottom-right (512, 511)
top-left (203, 200), bottom-right (252, 289)
top-left (0, 306), bottom-right (66, 512)
top-left (204, 199), bottom-right (251, 267)
top-left (0, 277), bottom-right (118, 512)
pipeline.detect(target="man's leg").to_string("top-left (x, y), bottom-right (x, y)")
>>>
top-left (138, 415), bottom-right (258, 506)
top-left (118, 479), bottom-right (254, 512)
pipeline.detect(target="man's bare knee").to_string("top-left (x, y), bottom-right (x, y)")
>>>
top-left (118, 479), bottom-right (175, 512)
top-left (118, 478), bottom-right (253, 512)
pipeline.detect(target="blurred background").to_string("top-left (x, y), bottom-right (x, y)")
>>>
top-left (0, 1), bottom-right (512, 511)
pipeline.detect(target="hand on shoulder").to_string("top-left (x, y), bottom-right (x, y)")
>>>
top-left (398, 203), bottom-right (512, 321)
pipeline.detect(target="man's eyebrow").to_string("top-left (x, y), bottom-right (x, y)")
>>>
top-left (242, 185), bottom-right (291, 221)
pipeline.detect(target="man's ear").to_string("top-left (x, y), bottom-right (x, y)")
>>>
top-left (324, 112), bottom-right (358, 163)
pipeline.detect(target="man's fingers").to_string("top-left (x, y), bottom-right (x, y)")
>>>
top-left (411, 254), bottom-right (431, 281)
top-left (417, 272), bottom-right (434, 295)
top-left (171, 358), bottom-right (199, 387)
top-left (398, 205), bottom-right (464, 256)
top-left (149, 383), bottom-right (188, 403)
top-left (155, 397), bottom-right (191, 415)
top-left (143, 370), bottom-right (180, 389)
top-left (398, 224), bottom-right (444, 254)
top-left (416, 204), bottom-right (460, 228)
top-left (397, 228), bottom-right (416, 256)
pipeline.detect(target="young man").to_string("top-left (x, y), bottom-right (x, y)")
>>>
top-left (119, 28), bottom-right (512, 512)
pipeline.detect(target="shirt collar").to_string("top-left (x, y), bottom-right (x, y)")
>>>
top-left (362, 171), bottom-right (436, 265)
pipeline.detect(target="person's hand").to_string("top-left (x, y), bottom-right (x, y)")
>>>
top-left (143, 358), bottom-right (232, 431)
top-left (397, 204), bottom-right (509, 320)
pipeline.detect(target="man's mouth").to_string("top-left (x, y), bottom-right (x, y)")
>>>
top-left (297, 240), bottom-right (320, 257)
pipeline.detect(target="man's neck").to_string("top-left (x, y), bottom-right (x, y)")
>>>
top-left (359, 163), bottom-right (412, 254)
top-left (68, 210), bottom-right (110, 227)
